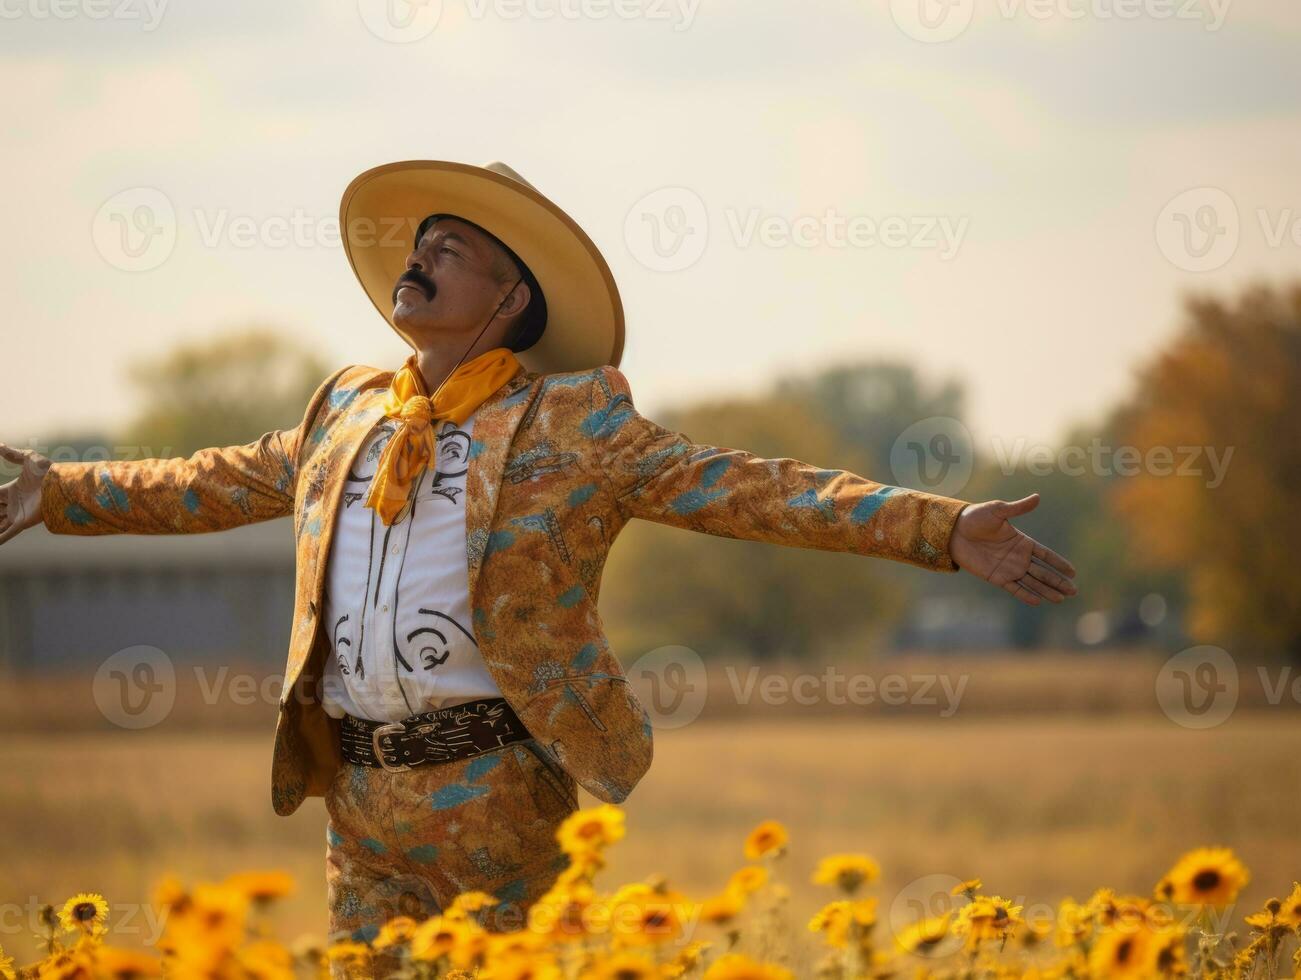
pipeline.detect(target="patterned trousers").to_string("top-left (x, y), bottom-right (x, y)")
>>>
top-left (324, 736), bottom-right (578, 973)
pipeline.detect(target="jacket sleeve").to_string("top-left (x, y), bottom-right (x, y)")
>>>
top-left (585, 365), bottom-right (968, 573)
top-left (40, 365), bottom-right (352, 536)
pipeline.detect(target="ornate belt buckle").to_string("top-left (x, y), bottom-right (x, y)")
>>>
top-left (371, 721), bottom-right (411, 772)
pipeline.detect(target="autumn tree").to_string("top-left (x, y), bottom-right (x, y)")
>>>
top-left (1110, 282), bottom-right (1301, 659)
top-left (120, 326), bottom-right (331, 458)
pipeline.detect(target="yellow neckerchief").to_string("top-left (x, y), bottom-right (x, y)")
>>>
top-left (364, 347), bottom-right (520, 526)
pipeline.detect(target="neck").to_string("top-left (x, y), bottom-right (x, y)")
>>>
top-left (412, 334), bottom-right (509, 395)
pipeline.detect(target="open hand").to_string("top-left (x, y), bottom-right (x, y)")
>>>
top-left (949, 493), bottom-right (1078, 606)
top-left (0, 443), bottom-right (52, 546)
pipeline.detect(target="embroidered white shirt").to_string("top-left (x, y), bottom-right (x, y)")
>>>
top-left (319, 410), bottom-right (502, 722)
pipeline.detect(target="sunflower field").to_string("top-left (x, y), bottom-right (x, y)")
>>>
top-left (3, 805), bottom-right (1298, 980)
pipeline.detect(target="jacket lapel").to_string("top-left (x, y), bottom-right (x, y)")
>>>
top-left (301, 386), bottom-right (389, 606)
top-left (464, 365), bottom-right (538, 601)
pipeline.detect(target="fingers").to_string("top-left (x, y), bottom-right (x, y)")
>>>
top-left (1027, 557), bottom-right (1076, 598)
top-left (998, 493), bottom-right (1040, 519)
top-left (1032, 540), bottom-right (1076, 578)
top-left (0, 442), bottom-right (23, 463)
top-left (1002, 578), bottom-right (1041, 606)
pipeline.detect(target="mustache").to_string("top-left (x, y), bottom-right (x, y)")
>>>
top-left (393, 268), bottom-right (436, 304)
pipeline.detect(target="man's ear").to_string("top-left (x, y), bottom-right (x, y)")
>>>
top-left (503, 278), bottom-right (531, 317)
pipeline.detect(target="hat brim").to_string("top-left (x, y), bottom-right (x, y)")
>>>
top-left (340, 160), bottom-right (623, 375)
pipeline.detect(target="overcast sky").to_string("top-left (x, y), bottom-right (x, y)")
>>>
top-left (3, 0), bottom-right (1299, 460)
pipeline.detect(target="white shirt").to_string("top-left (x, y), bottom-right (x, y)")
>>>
top-left (319, 410), bottom-right (503, 722)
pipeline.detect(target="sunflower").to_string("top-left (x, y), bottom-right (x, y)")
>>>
top-left (222, 870), bottom-right (295, 904)
top-left (811, 854), bottom-right (880, 895)
top-left (232, 940), bottom-right (292, 980)
top-left (33, 948), bottom-right (93, 980)
top-left (607, 884), bottom-right (689, 947)
top-left (557, 804), bottom-right (626, 855)
top-left (894, 913), bottom-right (952, 957)
top-left (743, 821), bottom-right (789, 861)
top-left (372, 915), bottom-right (419, 949)
top-left (700, 890), bottom-right (745, 926)
top-left (951, 878), bottom-right (983, 898)
top-left (478, 952), bottom-right (563, 980)
top-left (448, 891), bottom-right (499, 918)
top-left (585, 951), bottom-right (663, 980)
top-left (808, 898), bottom-right (878, 949)
top-left (953, 896), bottom-right (1023, 945)
top-left (727, 866), bottom-right (768, 895)
top-left (1088, 926), bottom-right (1153, 979)
top-left (1277, 882), bottom-right (1301, 928)
top-left (411, 915), bottom-right (482, 962)
top-left (529, 883), bottom-right (596, 942)
top-left (703, 953), bottom-right (794, 980)
top-left (324, 940), bottom-right (371, 967)
top-left (1160, 847), bottom-right (1251, 907)
top-left (0, 946), bottom-right (14, 980)
top-left (1055, 898), bottom-right (1094, 947)
top-left (665, 942), bottom-right (710, 979)
top-left (58, 893), bottom-right (109, 935)
top-left (93, 946), bottom-right (164, 979)
top-left (1088, 889), bottom-right (1171, 931)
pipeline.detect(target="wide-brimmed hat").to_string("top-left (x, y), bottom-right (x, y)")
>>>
top-left (340, 159), bottom-right (624, 374)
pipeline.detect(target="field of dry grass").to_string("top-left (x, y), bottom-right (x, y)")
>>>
top-left (2, 701), bottom-right (1298, 964)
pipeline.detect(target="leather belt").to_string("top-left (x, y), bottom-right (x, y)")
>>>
top-left (340, 697), bottom-right (531, 772)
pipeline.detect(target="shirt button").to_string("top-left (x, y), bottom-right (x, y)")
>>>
top-left (391, 545), bottom-right (399, 555)
top-left (382, 604), bottom-right (389, 612)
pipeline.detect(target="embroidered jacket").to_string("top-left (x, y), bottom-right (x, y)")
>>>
top-left (39, 362), bottom-right (968, 814)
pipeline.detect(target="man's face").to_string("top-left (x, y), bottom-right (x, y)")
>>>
top-left (390, 216), bottom-right (529, 347)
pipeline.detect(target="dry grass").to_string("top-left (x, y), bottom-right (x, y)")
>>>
top-left (1, 707), bottom-right (1298, 963)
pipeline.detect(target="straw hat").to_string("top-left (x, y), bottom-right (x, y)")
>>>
top-left (340, 159), bottom-right (624, 374)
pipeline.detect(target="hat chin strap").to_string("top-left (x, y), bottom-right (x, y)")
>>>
top-left (426, 275), bottom-right (524, 402)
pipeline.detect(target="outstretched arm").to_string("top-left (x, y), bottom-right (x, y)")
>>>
top-left (1, 364), bottom-right (350, 539)
top-left (585, 366), bottom-right (1078, 604)
top-left (585, 365), bottom-right (968, 573)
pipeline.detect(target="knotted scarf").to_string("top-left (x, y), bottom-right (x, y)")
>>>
top-left (364, 347), bottom-right (520, 525)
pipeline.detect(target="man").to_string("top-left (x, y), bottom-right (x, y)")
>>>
top-left (0, 160), bottom-right (1077, 949)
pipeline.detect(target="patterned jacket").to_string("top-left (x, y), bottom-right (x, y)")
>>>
top-left (40, 362), bottom-right (968, 815)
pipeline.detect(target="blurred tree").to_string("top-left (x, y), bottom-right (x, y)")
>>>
top-left (119, 326), bottom-right (332, 457)
top-left (774, 361), bottom-right (964, 477)
top-left (600, 372), bottom-right (935, 661)
top-left (1110, 282), bottom-right (1301, 660)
